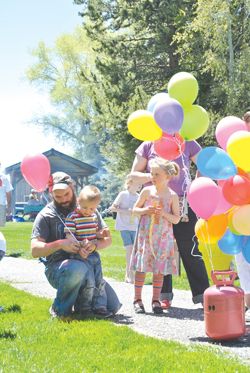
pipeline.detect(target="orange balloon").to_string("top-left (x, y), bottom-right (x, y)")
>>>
top-left (195, 214), bottom-right (228, 243)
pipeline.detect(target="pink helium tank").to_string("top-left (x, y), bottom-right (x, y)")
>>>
top-left (204, 271), bottom-right (245, 340)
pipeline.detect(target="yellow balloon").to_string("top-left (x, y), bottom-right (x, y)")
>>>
top-left (168, 72), bottom-right (199, 107)
top-left (232, 204), bottom-right (250, 235)
top-left (227, 130), bottom-right (250, 172)
top-left (227, 208), bottom-right (242, 235)
top-left (180, 105), bottom-right (209, 140)
top-left (127, 110), bottom-right (162, 141)
top-left (199, 243), bottom-right (232, 279)
top-left (195, 214), bottom-right (228, 243)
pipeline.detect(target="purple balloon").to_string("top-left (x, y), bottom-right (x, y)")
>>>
top-left (153, 98), bottom-right (184, 134)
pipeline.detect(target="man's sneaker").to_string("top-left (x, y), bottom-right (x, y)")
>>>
top-left (160, 299), bottom-right (172, 310)
top-left (245, 309), bottom-right (250, 323)
top-left (49, 306), bottom-right (73, 322)
top-left (93, 307), bottom-right (113, 318)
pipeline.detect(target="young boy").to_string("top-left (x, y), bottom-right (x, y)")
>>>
top-left (64, 185), bottom-right (112, 318)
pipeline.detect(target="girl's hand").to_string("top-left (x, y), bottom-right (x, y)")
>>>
top-left (144, 206), bottom-right (156, 215)
top-left (155, 206), bottom-right (162, 219)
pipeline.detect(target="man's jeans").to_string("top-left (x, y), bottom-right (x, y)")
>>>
top-left (45, 259), bottom-right (121, 316)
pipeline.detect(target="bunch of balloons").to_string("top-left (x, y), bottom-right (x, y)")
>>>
top-left (187, 115), bottom-right (250, 264)
top-left (127, 71), bottom-right (210, 160)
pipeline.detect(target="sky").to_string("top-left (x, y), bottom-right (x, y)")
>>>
top-left (0, 1), bottom-right (82, 169)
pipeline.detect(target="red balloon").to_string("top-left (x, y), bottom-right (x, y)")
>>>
top-left (21, 154), bottom-right (51, 192)
top-left (153, 133), bottom-right (185, 160)
top-left (222, 175), bottom-right (250, 205)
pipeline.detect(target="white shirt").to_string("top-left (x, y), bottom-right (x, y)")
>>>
top-left (0, 172), bottom-right (13, 206)
top-left (113, 190), bottom-right (139, 231)
top-left (0, 232), bottom-right (6, 253)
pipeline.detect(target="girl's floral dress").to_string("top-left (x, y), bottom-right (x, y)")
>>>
top-left (131, 191), bottom-right (177, 275)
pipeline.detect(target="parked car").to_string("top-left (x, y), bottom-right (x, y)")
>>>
top-left (101, 209), bottom-right (113, 218)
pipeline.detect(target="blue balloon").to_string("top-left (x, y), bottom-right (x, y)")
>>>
top-left (147, 93), bottom-right (169, 113)
top-left (242, 236), bottom-right (250, 264)
top-left (196, 146), bottom-right (237, 180)
top-left (218, 229), bottom-right (243, 255)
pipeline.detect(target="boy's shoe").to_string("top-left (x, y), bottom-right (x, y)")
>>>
top-left (160, 299), bottom-right (172, 310)
top-left (245, 309), bottom-right (250, 323)
top-left (93, 307), bottom-right (113, 318)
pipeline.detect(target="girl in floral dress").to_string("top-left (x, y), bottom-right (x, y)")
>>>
top-left (131, 157), bottom-right (180, 314)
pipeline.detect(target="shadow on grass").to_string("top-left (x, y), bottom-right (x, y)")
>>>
top-left (6, 253), bottom-right (22, 258)
top-left (2, 304), bottom-right (22, 313)
top-left (0, 330), bottom-right (17, 340)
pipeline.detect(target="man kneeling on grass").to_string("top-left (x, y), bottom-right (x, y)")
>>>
top-left (30, 172), bottom-right (121, 320)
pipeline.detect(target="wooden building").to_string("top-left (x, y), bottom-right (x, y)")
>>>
top-left (5, 148), bottom-right (98, 211)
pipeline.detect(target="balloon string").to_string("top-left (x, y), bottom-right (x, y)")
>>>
top-left (191, 219), bottom-right (214, 273)
top-left (41, 192), bottom-right (78, 242)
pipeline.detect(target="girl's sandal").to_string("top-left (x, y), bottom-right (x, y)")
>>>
top-left (133, 299), bottom-right (145, 314)
top-left (152, 300), bottom-right (163, 314)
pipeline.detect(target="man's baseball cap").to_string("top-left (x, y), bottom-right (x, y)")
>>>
top-left (51, 172), bottom-right (74, 191)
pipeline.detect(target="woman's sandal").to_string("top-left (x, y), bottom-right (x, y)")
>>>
top-left (152, 300), bottom-right (163, 314)
top-left (133, 299), bottom-right (145, 314)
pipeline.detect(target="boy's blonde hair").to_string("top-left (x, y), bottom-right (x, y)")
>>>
top-left (124, 174), bottom-right (133, 189)
top-left (149, 157), bottom-right (180, 177)
top-left (243, 111), bottom-right (250, 123)
top-left (78, 185), bottom-right (101, 203)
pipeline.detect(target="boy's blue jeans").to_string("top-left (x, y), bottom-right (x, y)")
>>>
top-left (85, 252), bottom-right (107, 310)
top-left (45, 258), bottom-right (121, 316)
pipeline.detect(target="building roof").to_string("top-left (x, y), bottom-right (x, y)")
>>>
top-left (5, 148), bottom-right (98, 178)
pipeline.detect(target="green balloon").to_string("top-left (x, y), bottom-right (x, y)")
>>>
top-left (180, 105), bottom-right (209, 140)
top-left (168, 72), bottom-right (199, 107)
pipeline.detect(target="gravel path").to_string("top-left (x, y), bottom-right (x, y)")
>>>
top-left (0, 257), bottom-right (249, 364)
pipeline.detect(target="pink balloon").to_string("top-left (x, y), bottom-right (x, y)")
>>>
top-left (21, 154), bottom-right (51, 192)
top-left (187, 177), bottom-right (220, 219)
top-left (153, 133), bottom-right (185, 160)
top-left (213, 186), bottom-right (232, 215)
top-left (215, 116), bottom-right (247, 150)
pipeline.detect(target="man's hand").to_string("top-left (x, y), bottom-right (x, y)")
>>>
top-left (60, 238), bottom-right (80, 254)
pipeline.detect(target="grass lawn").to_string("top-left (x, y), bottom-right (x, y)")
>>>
top-left (0, 283), bottom-right (248, 373)
top-left (1, 219), bottom-right (190, 289)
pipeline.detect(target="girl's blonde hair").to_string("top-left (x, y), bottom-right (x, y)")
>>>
top-left (149, 157), bottom-right (180, 177)
top-left (78, 185), bottom-right (101, 203)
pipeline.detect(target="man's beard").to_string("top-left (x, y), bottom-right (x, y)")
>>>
top-left (53, 193), bottom-right (77, 216)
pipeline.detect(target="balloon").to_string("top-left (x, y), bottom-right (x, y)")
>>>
top-left (227, 208), bottom-right (242, 235)
top-left (199, 243), bottom-right (232, 278)
top-left (232, 204), bottom-right (250, 235)
top-left (222, 175), bottom-right (250, 205)
top-left (218, 229), bottom-right (243, 255)
top-left (195, 214), bottom-right (228, 243)
top-left (213, 186), bottom-right (232, 215)
top-left (179, 105), bottom-right (209, 140)
top-left (147, 93), bottom-right (169, 113)
top-left (196, 146), bottom-right (237, 180)
top-left (153, 133), bottom-right (185, 161)
top-left (215, 116), bottom-right (247, 150)
top-left (153, 98), bottom-right (184, 134)
top-left (127, 110), bottom-right (162, 141)
top-left (227, 130), bottom-right (250, 172)
top-left (242, 236), bottom-right (250, 263)
top-left (21, 154), bottom-right (51, 192)
top-left (168, 72), bottom-right (199, 107)
top-left (187, 177), bottom-right (220, 219)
